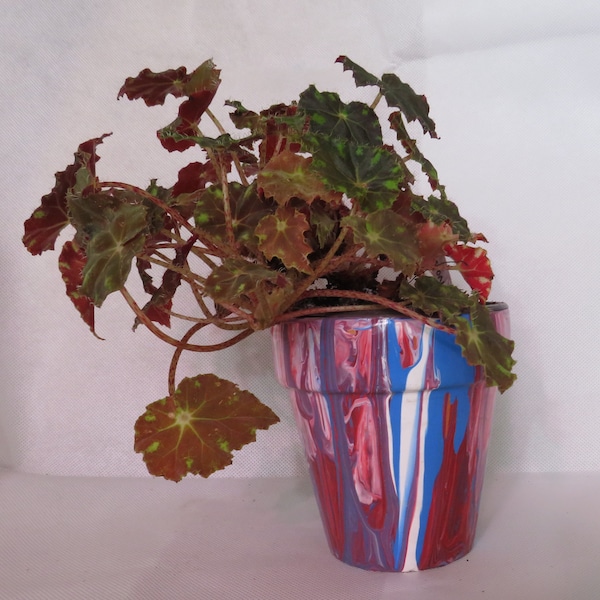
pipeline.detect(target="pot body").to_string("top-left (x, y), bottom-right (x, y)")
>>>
top-left (271, 305), bottom-right (510, 572)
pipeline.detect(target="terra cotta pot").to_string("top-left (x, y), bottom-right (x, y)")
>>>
top-left (271, 304), bottom-right (510, 572)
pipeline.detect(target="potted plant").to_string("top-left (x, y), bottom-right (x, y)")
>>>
top-left (23, 56), bottom-right (516, 571)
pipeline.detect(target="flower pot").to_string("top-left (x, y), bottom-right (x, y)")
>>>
top-left (271, 304), bottom-right (510, 572)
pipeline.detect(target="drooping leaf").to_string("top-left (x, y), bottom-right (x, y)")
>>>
top-left (446, 244), bottom-right (494, 302)
top-left (299, 85), bottom-right (382, 146)
top-left (389, 112), bottom-right (440, 188)
top-left (399, 275), bottom-right (473, 319)
top-left (23, 134), bottom-right (110, 255)
top-left (309, 136), bottom-right (403, 212)
top-left (343, 209), bottom-right (421, 275)
top-left (58, 240), bottom-right (101, 338)
top-left (134, 374), bottom-right (280, 481)
top-left (194, 182), bottom-right (273, 248)
top-left (416, 221), bottom-right (459, 271)
top-left (255, 206), bottom-right (313, 273)
top-left (258, 149), bottom-right (342, 205)
top-left (454, 302), bottom-right (517, 393)
top-left (411, 192), bottom-right (474, 242)
top-left (379, 72), bottom-right (438, 139)
top-left (134, 237), bottom-right (195, 330)
top-left (335, 55), bottom-right (381, 88)
top-left (69, 196), bottom-right (148, 306)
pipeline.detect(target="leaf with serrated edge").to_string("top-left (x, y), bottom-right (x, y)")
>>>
top-left (255, 206), bottom-right (313, 273)
top-left (134, 374), bottom-right (280, 481)
top-left (299, 85), bottom-right (382, 146)
top-left (194, 182), bottom-right (272, 248)
top-left (335, 55), bottom-right (381, 87)
top-left (205, 258), bottom-right (285, 304)
top-left (344, 210), bottom-right (421, 275)
top-left (69, 198), bottom-right (148, 306)
top-left (454, 303), bottom-right (516, 393)
top-left (380, 73), bottom-right (438, 138)
top-left (309, 136), bottom-right (403, 212)
top-left (446, 244), bottom-right (493, 302)
top-left (23, 134), bottom-right (110, 255)
top-left (411, 193), bottom-right (474, 242)
top-left (258, 150), bottom-right (341, 205)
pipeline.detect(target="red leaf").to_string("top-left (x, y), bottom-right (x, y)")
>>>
top-left (255, 206), bottom-right (313, 273)
top-left (446, 244), bottom-right (494, 302)
top-left (172, 161), bottom-right (218, 196)
top-left (118, 66), bottom-right (189, 106)
top-left (58, 240), bottom-right (102, 338)
top-left (134, 374), bottom-right (280, 481)
top-left (23, 134), bottom-right (110, 255)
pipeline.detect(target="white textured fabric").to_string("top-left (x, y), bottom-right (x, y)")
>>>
top-left (0, 470), bottom-right (599, 599)
top-left (2, 0), bottom-right (600, 479)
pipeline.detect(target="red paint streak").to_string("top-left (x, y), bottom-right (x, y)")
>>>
top-left (418, 378), bottom-right (494, 570)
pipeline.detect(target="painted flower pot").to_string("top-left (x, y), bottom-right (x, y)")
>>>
top-left (271, 304), bottom-right (510, 572)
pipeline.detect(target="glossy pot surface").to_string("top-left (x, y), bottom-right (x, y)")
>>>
top-left (272, 305), bottom-right (510, 572)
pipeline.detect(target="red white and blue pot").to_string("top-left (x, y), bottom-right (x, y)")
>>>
top-left (271, 304), bottom-right (510, 572)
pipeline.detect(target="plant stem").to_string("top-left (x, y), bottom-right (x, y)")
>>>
top-left (120, 286), bottom-right (254, 351)
top-left (293, 289), bottom-right (455, 334)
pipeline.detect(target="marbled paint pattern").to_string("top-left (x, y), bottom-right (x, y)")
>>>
top-left (271, 305), bottom-right (510, 572)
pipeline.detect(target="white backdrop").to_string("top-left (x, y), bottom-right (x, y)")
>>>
top-left (2, 0), bottom-right (599, 478)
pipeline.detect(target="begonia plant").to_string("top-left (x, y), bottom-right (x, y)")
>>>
top-left (23, 56), bottom-right (516, 481)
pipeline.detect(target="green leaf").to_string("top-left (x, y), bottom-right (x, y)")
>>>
top-left (194, 182), bottom-right (273, 248)
top-left (343, 210), bottom-right (421, 275)
top-left (299, 85), bottom-right (382, 145)
top-left (134, 374), bottom-right (280, 481)
top-left (379, 73), bottom-right (438, 138)
top-left (335, 55), bottom-right (381, 87)
top-left (258, 149), bottom-right (342, 205)
top-left (411, 192), bottom-right (474, 242)
top-left (309, 136), bottom-right (403, 212)
top-left (399, 276), bottom-right (473, 318)
top-left (69, 195), bottom-right (148, 306)
top-left (255, 206), bottom-right (313, 273)
top-left (205, 258), bottom-right (285, 304)
top-left (454, 303), bottom-right (517, 393)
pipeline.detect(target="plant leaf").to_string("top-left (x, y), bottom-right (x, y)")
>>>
top-left (118, 66), bottom-right (189, 106)
top-left (255, 206), bottom-right (313, 273)
top-left (69, 195), bottom-right (148, 306)
top-left (58, 240), bottom-right (102, 338)
top-left (205, 258), bottom-right (285, 304)
top-left (172, 161), bottom-right (218, 196)
top-left (299, 85), bottom-right (382, 145)
top-left (258, 149), bottom-right (342, 205)
top-left (309, 136), bottom-right (403, 212)
top-left (411, 193), bottom-right (474, 242)
top-left (134, 374), bottom-right (280, 481)
top-left (23, 134), bottom-right (110, 255)
top-left (379, 73), bottom-right (438, 138)
top-left (343, 209), bottom-right (421, 275)
top-left (399, 275), bottom-right (473, 318)
top-left (194, 182), bottom-right (273, 248)
top-left (446, 244), bottom-right (494, 302)
top-left (119, 59), bottom-right (222, 108)
top-left (335, 55), bottom-right (381, 87)
top-left (454, 303), bottom-right (517, 393)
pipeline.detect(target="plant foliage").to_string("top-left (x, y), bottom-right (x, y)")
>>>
top-left (23, 56), bottom-right (516, 480)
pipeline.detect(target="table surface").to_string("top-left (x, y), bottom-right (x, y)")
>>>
top-left (1, 469), bottom-right (598, 600)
